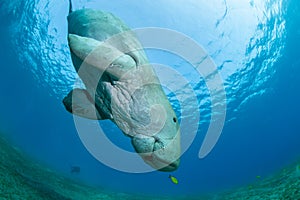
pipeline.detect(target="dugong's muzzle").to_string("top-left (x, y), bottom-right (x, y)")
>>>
top-left (132, 131), bottom-right (180, 172)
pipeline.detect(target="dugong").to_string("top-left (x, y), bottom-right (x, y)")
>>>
top-left (63, 7), bottom-right (180, 171)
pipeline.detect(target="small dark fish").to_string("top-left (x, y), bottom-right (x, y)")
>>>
top-left (70, 166), bottom-right (80, 174)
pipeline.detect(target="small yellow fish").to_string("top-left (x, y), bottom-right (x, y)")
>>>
top-left (256, 175), bottom-right (261, 179)
top-left (169, 175), bottom-right (178, 184)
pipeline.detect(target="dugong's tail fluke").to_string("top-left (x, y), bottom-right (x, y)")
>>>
top-left (69, 0), bottom-right (73, 14)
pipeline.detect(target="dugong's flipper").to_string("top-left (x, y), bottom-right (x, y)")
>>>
top-left (64, 34), bottom-right (137, 121)
top-left (68, 34), bottom-right (137, 80)
top-left (63, 89), bottom-right (104, 120)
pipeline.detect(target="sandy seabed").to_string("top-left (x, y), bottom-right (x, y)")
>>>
top-left (0, 134), bottom-right (299, 200)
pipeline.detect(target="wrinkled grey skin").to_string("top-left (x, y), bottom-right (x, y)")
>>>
top-left (63, 9), bottom-right (180, 171)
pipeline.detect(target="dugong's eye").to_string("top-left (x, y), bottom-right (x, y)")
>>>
top-left (173, 117), bottom-right (177, 123)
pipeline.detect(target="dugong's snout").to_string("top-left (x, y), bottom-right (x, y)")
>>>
top-left (132, 131), bottom-right (180, 172)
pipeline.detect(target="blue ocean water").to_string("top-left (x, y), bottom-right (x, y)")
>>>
top-left (0, 0), bottom-right (299, 197)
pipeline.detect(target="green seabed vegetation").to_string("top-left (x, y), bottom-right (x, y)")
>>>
top-left (0, 133), bottom-right (299, 200)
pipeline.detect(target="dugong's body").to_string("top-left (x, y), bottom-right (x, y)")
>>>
top-left (63, 9), bottom-right (180, 171)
